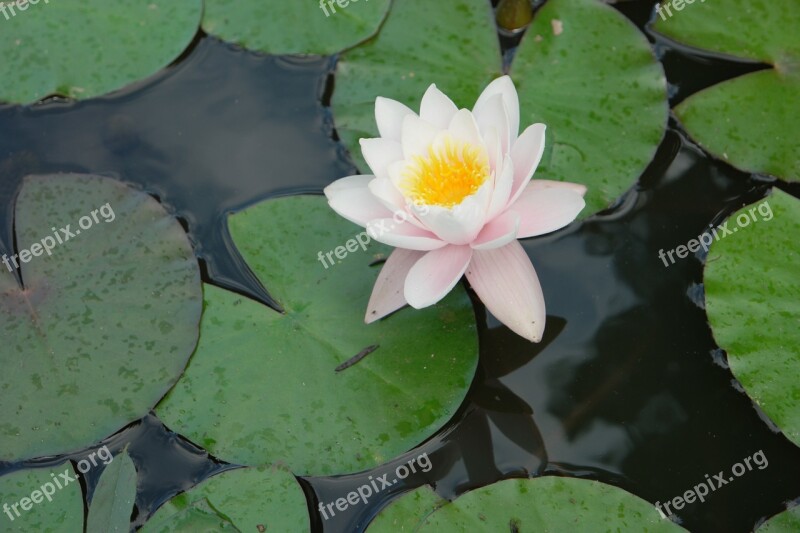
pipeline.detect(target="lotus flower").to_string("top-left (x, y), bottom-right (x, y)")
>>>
top-left (324, 76), bottom-right (586, 342)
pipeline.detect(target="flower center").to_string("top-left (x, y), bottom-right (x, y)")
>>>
top-left (401, 136), bottom-right (490, 208)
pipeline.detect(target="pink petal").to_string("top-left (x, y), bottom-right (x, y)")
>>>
top-left (365, 248), bottom-right (425, 323)
top-left (528, 179), bottom-right (587, 197)
top-left (420, 84), bottom-right (459, 129)
top-left (473, 93), bottom-right (510, 156)
top-left (508, 123), bottom-right (546, 206)
top-left (360, 138), bottom-right (404, 181)
top-left (375, 97), bottom-right (416, 141)
top-left (510, 186), bottom-right (585, 238)
top-left (473, 76), bottom-right (520, 144)
top-left (404, 245), bottom-right (472, 308)
top-left (471, 210), bottom-right (519, 250)
top-left (465, 241), bottom-right (545, 342)
top-left (324, 175), bottom-right (393, 227)
top-left (366, 218), bottom-right (447, 251)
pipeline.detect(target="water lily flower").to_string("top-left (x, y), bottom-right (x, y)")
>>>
top-left (324, 76), bottom-right (586, 342)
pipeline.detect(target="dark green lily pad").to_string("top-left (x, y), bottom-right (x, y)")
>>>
top-left (155, 196), bottom-right (478, 475)
top-left (0, 0), bottom-right (202, 104)
top-left (704, 189), bottom-right (800, 447)
top-left (654, 0), bottom-right (800, 182)
top-left (87, 448), bottom-right (137, 533)
top-left (0, 463), bottom-right (83, 531)
top-left (0, 174), bottom-right (202, 462)
top-left (367, 478), bottom-right (686, 531)
top-left (757, 505), bottom-right (800, 532)
top-left (203, 0), bottom-right (391, 56)
top-left (141, 465), bottom-right (308, 532)
top-left (512, 0), bottom-right (668, 216)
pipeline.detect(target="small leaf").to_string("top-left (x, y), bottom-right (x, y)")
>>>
top-left (757, 505), bottom-right (800, 532)
top-left (87, 447), bottom-right (138, 533)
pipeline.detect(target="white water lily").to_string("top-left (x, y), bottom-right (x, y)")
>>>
top-left (325, 76), bottom-right (586, 342)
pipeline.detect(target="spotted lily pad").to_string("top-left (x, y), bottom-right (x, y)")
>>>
top-left (367, 477), bottom-right (686, 531)
top-left (86, 448), bottom-right (137, 533)
top-left (155, 196), bottom-right (478, 475)
top-left (0, 174), bottom-right (203, 462)
top-left (203, 0), bottom-right (391, 56)
top-left (333, 0), bottom-right (667, 217)
top-left (757, 505), bottom-right (800, 532)
top-left (141, 465), bottom-right (309, 532)
top-left (704, 189), bottom-right (800, 447)
top-left (0, 0), bottom-right (202, 104)
top-left (654, 0), bottom-right (800, 181)
top-left (0, 463), bottom-right (83, 531)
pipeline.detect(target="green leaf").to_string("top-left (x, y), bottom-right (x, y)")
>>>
top-left (141, 464), bottom-right (309, 532)
top-left (654, 0), bottom-right (800, 182)
top-left (704, 189), bottom-right (800, 447)
top-left (87, 448), bottom-right (137, 533)
top-left (367, 478), bottom-right (687, 532)
top-left (0, 174), bottom-right (203, 462)
top-left (757, 505), bottom-right (800, 532)
top-left (511, 0), bottom-right (668, 215)
top-left (155, 195), bottom-right (478, 475)
top-left (202, 0), bottom-right (391, 56)
top-left (0, 0), bottom-right (202, 104)
top-left (333, 0), bottom-right (502, 172)
top-left (0, 463), bottom-right (84, 532)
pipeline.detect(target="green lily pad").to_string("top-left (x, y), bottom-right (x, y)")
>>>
top-left (704, 189), bottom-right (800, 447)
top-left (155, 195), bottom-right (478, 475)
top-left (0, 174), bottom-right (203, 462)
top-left (367, 477), bottom-right (687, 531)
top-left (511, 0), bottom-right (668, 215)
top-left (87, 448), bottom-right (137, 533)
top-left (0, 0), bottom-right (202, 105)
top-left (654, 0), bottom-right (800, 182)
top-left (202, 0), bottom-right (391, 56)
top-left (757, 505), bottom-right (800, 532)
top-left (141, 464), bottom-right (309, 532)
top-left (0, 463), bottom-right (83, 531)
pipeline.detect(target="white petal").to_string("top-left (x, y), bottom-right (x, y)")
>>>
top-left (473, 93), bottom-right (511, 156)
top-left (528, 179), bottom-right (588, 197)
top-left (412, 180), bottom-right (492, 244)
top-left (420, 84), bottom-right (459, 129)
top-left (402, 114), bottom-right (440, 159)
top-left (508, 123), bottom-right (546, 206)
top-left (511, 187), bottom-right (585, 238)
top-left (360, 138), bottom-right (404, 181)
top-left (486, 155), bottom-right (514, 221)
top-left (466, 240), bottom-right (545, 342)
top-left (471, 210), bottom-right (519, 250)
top-left (368, 175), bottom-right (406, 212)
top-left (375, 97), bottom-right (416, 141)
top-left (404, 245), bottom-right (472, 308)
top-left (448, 108), bottom-right (483, 147)
top-left (366, 218), bottom-right (447, 251)
top-left (365, 248), bottom-right (425, 323)
top-left (324, 175), bottom-right (393, 227)
top-left (473, 75), bottom-right (520, 144)
top-left (484, 127), bottom-right (502, 175)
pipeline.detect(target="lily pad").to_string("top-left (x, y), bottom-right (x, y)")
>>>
top-left (0, 174), bottom-right (203, 462)
top-left (704, 189), bottom-right (800, 447)
top-left (0, 463), bottom-right (83, 532)
top-left (0, 0), bottom-right (202, 105)
top-left (202, 0), bottom-right (391, 56)
top-left (511, 0), bottom-right (668, 215)
top-left (155, 195), bottom-right (478, 475)
top-left (87, 448), bottom-right (137, 533)
top-left (757, 505), bottom-right (800, 532)
top-left (367, 477), bottom-right (686, 531)
top-left (141, 464), bottom-right (309, 532)
top-left (654, 0), bottom-right (800, 182)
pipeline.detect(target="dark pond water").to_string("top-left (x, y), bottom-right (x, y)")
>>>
top-left (0, 1), bottom-right (798, 532)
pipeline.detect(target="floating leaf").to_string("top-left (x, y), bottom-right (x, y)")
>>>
top-left (155, 196), bottom-right (478, 475)
top-left (0, 463), bottom-right (83, 531)
top-left (87, 448), bottom-right (137, 533)
top-left (0, 0), bottom-right (202, 104)
top-left (757, 505), bottom-right (800, 532)
top-left (367, 478), bottom-right (686, 531)
top-left (141, 465), bottom-right (308, 532)
top-left (704, 189), bottom-right (800, 447)
top-left (203, 0), bottom-right (391, 55)
top-left (0, 174), bottom-right (203, 462)
top-left (654, 0), bottom-right (800, 182)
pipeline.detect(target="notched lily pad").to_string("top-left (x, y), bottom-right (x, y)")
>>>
top-left (0, 173), bottom-right (203, 462)
top-left (704, 189), bottom-right (800, 447)
top-left (155, 195), bottom-right (478, 475)
top-left (0, 463), bottom-right (83, 531)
